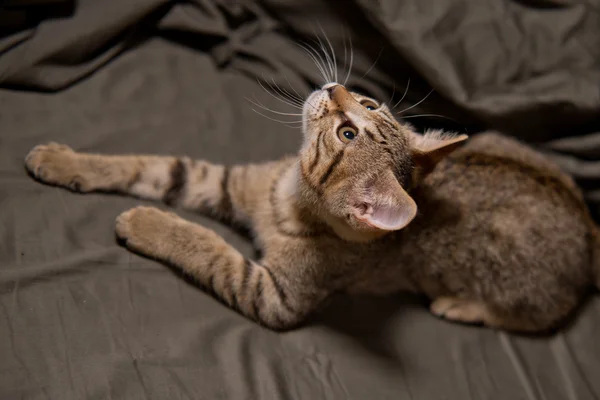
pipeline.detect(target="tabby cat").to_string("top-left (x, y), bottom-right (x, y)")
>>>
top-left (25, 83), bottom-right (600, 333)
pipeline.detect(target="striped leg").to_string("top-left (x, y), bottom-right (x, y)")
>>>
top-left (25, 142), bottom-right (259, 225)
top-left (115, 206), bottom-right (312, 330)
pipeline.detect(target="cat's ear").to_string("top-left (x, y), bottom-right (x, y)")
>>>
top-left (354, 169), bottom-right (417, 231)
top-left (409, 129), bottom-right (468, 176)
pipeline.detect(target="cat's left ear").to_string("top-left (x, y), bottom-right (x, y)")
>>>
top-left (409, 130), bottom-right (468, 175)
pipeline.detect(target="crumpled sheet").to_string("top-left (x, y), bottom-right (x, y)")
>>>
top-left (1, 0), bottom-right (599, 398)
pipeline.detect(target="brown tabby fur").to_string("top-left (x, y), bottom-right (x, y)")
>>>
top-left (25, 84), bottom-right (600, 333)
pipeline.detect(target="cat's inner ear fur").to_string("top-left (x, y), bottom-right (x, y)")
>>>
top-left (354, 169), bottom-right (417, 232)
top-left (410, 130), bottom-right (469, 177)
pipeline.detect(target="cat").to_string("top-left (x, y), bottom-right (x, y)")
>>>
top-left (25, 82), bottom-right (600, 333)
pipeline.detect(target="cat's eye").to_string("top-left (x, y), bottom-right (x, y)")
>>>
top-left (337, 126), bottom-right (357, 143)
top-left (361, 100), bottom-right (378, 111)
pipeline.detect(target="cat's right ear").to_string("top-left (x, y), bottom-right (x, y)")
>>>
top-left (409, 129), bottom-right (468, 177)
top-left (353, 168), bottom-right (417, 232)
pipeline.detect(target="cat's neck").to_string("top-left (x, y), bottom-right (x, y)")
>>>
top-left (272, 162), bottom-right (326, 236)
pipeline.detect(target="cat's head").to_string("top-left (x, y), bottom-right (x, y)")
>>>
top-left (299, 83), bottom-right (467, 242)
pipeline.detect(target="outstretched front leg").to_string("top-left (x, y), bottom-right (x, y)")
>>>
top-left (115, 206), bottom-right (319, 330)
top-left (25, 142), bottom-right (277, 226)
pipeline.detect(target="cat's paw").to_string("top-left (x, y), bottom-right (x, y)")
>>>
top-left (430, 297), bottom-right (486, 325)
top-left (116, 206), bottom-right (180, 256)
top-left (430, 296), bottom-right (462, 316)
top-left (25, 143), bottom-right (89, 191)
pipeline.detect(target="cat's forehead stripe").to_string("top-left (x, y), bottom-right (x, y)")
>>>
top-left (318, 148), bottom-right (345, 186)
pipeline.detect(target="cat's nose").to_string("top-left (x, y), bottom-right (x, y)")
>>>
top-left (323, 83), bottom-right (340, 97)
top-left (326, 85), bottom-right (354, 107)
top-left (322, 84), bottom-right (359, 110)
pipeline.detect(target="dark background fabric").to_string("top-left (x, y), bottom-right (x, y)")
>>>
top-left (1, 0), bottom-right (600, 398)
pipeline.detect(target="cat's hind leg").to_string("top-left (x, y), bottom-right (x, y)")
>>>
top-left (430, 297), bottom-right (488, 325)
top-left (430, 296), bottom-right (563, 333)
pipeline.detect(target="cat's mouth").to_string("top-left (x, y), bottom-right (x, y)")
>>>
top-left (303, 89), bottom-right (331, 121)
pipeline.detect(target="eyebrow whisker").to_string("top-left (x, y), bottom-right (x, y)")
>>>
top-left (343, 34), bottom-right (354, 86)
top-left (318, 23), bottom-right (338, 83)
top-left (396, 88), bottom-right (435, 115)
top-left (392, 78), bottom-right (411, 110)
top-left (360, 46), bottom-right (384, 79)
top-left (401, 113), bottom-right (459, 123)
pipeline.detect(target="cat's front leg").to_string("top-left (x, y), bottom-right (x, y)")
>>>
top-left (25, 142), bottom-right (279, 227)
top-left (25, 142), bottom-right (101, 192)
top-left (115, 206), bottom-right (313, 330)
top-left (25, 142), bottom-right (172, 195)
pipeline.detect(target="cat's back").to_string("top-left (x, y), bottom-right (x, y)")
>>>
top-left (423, 132), bottom-right (587, 215)
top-left (403, 132), bottom-right (593, 301)
top-left (455, 132), bottom-right (582, 196)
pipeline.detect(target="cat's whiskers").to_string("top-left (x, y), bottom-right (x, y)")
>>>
top-left (387, 82), bottom-right (396, 107)
top-left (265, 79), bottom-right (304, 108)
top-left (360, 46), bottom-right (384, 79)
top-left (246, 96), bottom-right (303, 117)
top-left (283, 75), bottom-right (313, 109)
top-left (343, 32), bottom-right (354, 86)
top-left (250, 108), bottom-right (303, 128)
top-left (269, 78), bottom-right (306, 107)
top-left (401, 113), bottom-right (457, 122)
top-left (396, 88), bottom-right (435, 115)
top-left (392, 78), bottom-right (410, 110)
top-left (271, 78), bottom-right (320, 112)
top-left (257, 78), bottom-right (303, 110)
top-left (251, 78), bottom-right (308, 128)
top-left (252, 69), bottom-right (318, 127)
top-left (317, 24), bottom-right (338, 83)
top-left (312, 38), bottom-right (333, 83)
top-left (297, 42), bottom-right (331, 83)
top-left (342, 30), bottom-right (348, 85)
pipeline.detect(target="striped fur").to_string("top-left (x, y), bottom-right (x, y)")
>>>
top-left (25, 84), bottom-right (600, 333)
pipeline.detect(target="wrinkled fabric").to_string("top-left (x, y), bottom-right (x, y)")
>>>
top-left (1, 0), bottom-right (600, 399)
